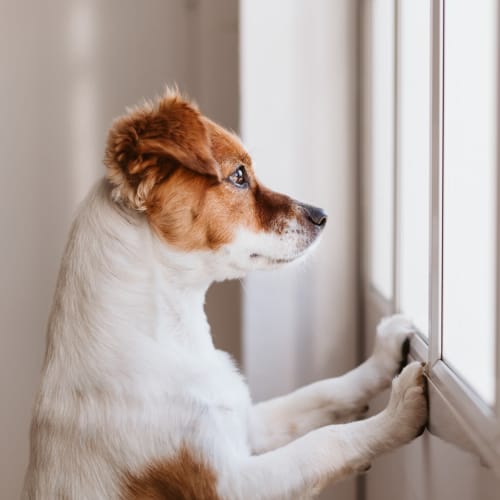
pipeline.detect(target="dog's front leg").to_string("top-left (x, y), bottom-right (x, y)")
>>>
top-left (226, 362), bottom-right (427, 500)
top-left (250, 315), bottom-right (415, 454)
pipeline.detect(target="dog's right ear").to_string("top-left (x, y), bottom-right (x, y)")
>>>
top-left (104, 90), bottom-right (220, 210)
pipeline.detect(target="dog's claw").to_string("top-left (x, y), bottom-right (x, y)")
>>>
top-left (398, 337), bottom-right (411, 374)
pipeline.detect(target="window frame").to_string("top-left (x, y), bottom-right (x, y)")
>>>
top-left (363, 0), bottom-right (500, 478)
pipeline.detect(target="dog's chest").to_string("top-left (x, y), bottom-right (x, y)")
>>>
top-left (135, 346), bottom-right (252, 446)
top-left (180, 348), bottom-right (250, 409)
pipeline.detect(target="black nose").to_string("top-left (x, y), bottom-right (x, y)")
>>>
top-left (301, 203), bottom-right (328, 227)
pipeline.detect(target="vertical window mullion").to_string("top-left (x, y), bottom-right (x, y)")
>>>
top-left (496, 2), bottom-right (500, 419)
top-left (393, 0), bottom-right (400, 314)
top-left (429, 0), bottom-right (443, 369)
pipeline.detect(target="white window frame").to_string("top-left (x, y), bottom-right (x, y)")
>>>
top-left (363, 0), bottom-right (500, 478)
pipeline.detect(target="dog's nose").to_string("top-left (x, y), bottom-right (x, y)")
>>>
top-left (301, 204), bottom-right (328, 227)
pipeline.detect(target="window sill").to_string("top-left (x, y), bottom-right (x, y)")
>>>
top-left (367, 285), bottom-right (500, 480)
top-left (410, 347), bottom-right (500, 479)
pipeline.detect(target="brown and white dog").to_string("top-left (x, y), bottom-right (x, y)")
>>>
top-left (23, 89), bottom-right (427, 499)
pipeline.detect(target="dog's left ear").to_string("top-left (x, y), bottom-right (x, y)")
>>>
top-left (104, 90), bottom-right (221, 210)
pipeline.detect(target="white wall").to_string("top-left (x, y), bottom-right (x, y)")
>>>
top-left (0, 1), bottom-right (239, 497)
top-left (240, 1), bottom-right (360, 499)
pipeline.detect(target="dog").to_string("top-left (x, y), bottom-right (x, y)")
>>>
top-left (23, 89), bottom-right (427, 499)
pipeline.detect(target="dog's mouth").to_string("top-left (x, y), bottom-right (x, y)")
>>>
top-left (248, 228), bottom-right (324, 266)
top-left (249, 253), bottom-right (299, 265)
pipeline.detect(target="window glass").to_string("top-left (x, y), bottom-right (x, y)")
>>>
top-left (370, 0), bottom-right (395, 299)
top-left (442, 0), bottom-right (497, 405)
top-left (398, 0), bottom-right (431, 336)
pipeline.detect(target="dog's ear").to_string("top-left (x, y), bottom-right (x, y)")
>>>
top-left (104, 89), bottom-right (221, 210)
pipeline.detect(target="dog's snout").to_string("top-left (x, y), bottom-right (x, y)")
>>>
top-left (301, 204), bottom-right (328, 227)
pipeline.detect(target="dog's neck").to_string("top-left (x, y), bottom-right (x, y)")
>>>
top-left (47, 180), bottom-right (215, 362)
top-left (148, 236), bottom-right (213, 350)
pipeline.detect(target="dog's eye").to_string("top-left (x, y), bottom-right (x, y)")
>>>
top-left (228, 166), bottom-right (249, 189)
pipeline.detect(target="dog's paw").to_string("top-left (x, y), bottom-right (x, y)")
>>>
top-left (372, 314), bottom-right (415, 380)
top-left (383, 361), bottom-right (428, 445)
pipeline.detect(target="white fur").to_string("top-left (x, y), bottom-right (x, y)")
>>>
top-left (23, 179), bottom-right (427, 500)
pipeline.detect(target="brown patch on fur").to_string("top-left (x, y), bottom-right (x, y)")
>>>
top-left (146, 168), bottom-right (236, 250)
top-left (104, 89), bottom-right (220, 210)
top-left (146, 118), bottom-right (299, 251)
top-left (122, 446), bottom-right (220, 500)
top-left (104, 90), bottom-right (303, 251)
top-left (202, 118), bottom-right (252, 174)
top-left (253, 184), bottom-right (296, 233)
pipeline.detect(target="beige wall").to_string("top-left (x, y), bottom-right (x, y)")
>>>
top-left (0, 1), bottom-right (239, 498)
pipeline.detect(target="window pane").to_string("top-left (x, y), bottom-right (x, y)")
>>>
top-left (398, 0), bottom-right (431, 336)
top-left (442, 0), bottom-right (497, 405)
top-left (370, 0), bottom-right (395, 299)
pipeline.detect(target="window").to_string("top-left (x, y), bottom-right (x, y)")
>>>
top-left (369, 0), bottom-right (395, 300)
top-left (364, 0), bottom-right (500, 474)
top-left (397, 0), bottom-right (431, 336)
top-left (441, 0), bottom-right (497, 406)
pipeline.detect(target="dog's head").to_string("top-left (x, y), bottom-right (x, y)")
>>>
top-left (105, 89), bottom-right (327, 279)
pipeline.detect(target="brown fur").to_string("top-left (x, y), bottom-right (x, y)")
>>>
top-left (122, 446), bottom-right (220, 500)
top-left (104, 90), bottom-right (220, 211)
top-left (105, 89), bottom-right (307, 251)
